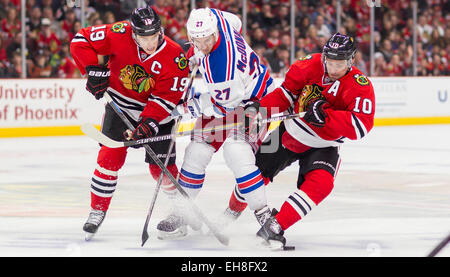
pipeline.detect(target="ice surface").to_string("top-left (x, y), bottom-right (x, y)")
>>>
top-left (1, 124), bottom-right (449, 257)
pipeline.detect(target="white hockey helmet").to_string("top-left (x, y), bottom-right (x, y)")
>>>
top-left (186, 8), bottom-right (218, 39)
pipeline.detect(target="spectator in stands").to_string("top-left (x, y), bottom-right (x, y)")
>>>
top-left (298, 16), bottom-right (311, 38)
top-left (5, 50), bottom-right (22, 78)
top-left (380, 39), bottom-right (394, 63)
top-left (257, 3), bottom-right (280, 30)
top-left (74, 0), bottom-right (96, 21)
top-left (277, 4), bottom-right (290, 34)
top-left (28, 48), bottom-right (52, 78)
top-left (1, 7), bottom-right (21, 40)
top-left (26, 6), bottom-right (42, 34)
top-left (0, 0), bottom-right (15, 19)
top-left (37, 18), bottom-right (61, 54)
top-left (165, 8), bottom-right (189, 52)
top-left (103, 11), bottom-right (116, 24)
top-left (313, 14), bottom-right (331, 39)
top-left (266, 45), bottom-right (290, 76)
top-left (61, 8), bottom-right (76, 42)
top-left (0, 36), bottom-right (7, 65)
top-left (429, 28), bottom-right (447, 50)
top-left (251, 27), bottom-right (266, 46)
top-left (428, 53), bottom-right (446, 76)
top-left (354, 51), bottom-right (368, 76)
top-left (57, 42), bottom-right (78, 78)
top-left (373, 52), bottom-right (387, 76)
top-left (6, 32), bottom-right (22, 61)
top-left (266, 28), bottom-right (281, 49)
top-left (0, 0), bottom-right (447, 78)
top-left (385, 54), bottom-right (403, 76)
top-left (417, 14), bottom-right (433, 44)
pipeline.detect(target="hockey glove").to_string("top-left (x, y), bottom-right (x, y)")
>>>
top-left (242, 101), bottom-right (263, 140)
top-left (127, 118), bottom-right (160, 146)
top-left (303, 99), bottom-right (328, 128)
top-left (85, 65), bottom-right (110, 100)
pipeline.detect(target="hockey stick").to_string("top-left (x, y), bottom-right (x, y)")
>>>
top-left (141, 65), bottom-right (198, 247)
top-left (427, 232), bottom-right (450, 257)
top-left (101, 92), bottom-right (229, 246)
top-left (81, 112), bottom-right (306, 149)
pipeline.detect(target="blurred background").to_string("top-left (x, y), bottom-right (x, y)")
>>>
top-left (0, 0), bottom-right (448, 79)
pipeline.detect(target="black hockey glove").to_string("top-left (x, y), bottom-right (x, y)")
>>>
top-left (242, 101), bottom-right (264, 140)
top-left (303, 99), bottom-right (328, 128)
top-left (130, 117), bottom-right (160, 141)
top-left (85, 65), bottom-right (110, 100)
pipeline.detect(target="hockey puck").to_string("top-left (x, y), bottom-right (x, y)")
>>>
top-left (283, 245), bottom-right (295, 251)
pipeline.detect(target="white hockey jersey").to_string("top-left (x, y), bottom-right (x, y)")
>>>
top-left (194, 9), bottom-right (274, 117)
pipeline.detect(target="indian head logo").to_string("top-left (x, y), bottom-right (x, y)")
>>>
top-left (298, 84), bottom-right (325, 112)
top-left (119, 64), bottom-right (155, 94)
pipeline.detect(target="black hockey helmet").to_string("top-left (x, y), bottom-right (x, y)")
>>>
top-left (322, 33), bottom-right (357, 60)
top-left (130, 6), bottom-right (161, 36)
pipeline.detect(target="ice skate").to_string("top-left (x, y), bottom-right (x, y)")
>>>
top-left (83, 209), bottom-right (106, 241)
top-left (254, 205), bottom-right (272, 226)
top-left (256, 215), bottom-right (286, 250)
top-left (156, 214), bottom-right (188, 240)
top-left (157, 209), bottom-right (202, 240)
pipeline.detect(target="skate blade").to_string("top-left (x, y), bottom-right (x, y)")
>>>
top-left (157, 226), bottom-right (188, 240)
top-left (85, 232), bottom-right (95, 241)
top-left (260, 239), bottom-right (288, 251)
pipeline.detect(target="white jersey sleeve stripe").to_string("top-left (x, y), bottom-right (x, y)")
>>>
top-left (351, 113), bottom-right (368, 140)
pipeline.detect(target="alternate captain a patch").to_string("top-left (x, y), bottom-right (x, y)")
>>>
top-left (353, 74), bottom-right (369, 86)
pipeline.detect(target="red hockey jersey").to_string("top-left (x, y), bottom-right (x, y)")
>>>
top-left (70, 21), bottom-right (189, 123)
top-left (260, 53), bottom-right (375, 152)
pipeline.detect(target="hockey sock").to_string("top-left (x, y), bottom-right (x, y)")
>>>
top-left (178, 167), bottom-right (205, 199)
top-left (228, 187), bottom-right (248, 213)
top-left (275, 169), bottom-right (333, 230)
top-left (228, 173), bottom-right (271, 213)
top-left (149, 163), bottom-right (178, 197)
top-left (236, 168), bottom-right (266, 211)
top-left (90, 146), bottom-right (127, 211)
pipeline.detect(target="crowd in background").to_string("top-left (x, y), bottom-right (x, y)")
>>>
top-left (0, 0), bottom-right (448, 78)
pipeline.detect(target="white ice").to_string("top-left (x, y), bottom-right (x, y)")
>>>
top-left (0, 124), bottom-right (449, 257)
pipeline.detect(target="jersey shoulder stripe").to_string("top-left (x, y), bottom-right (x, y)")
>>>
top-left (202, 9), bottom-right (236, 83)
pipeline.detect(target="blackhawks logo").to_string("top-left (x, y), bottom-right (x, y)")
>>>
top-left (174, 53), bottom-right (188, 70)
top-left (111, 22), bottom-right (128, 33)
top-left (119, 64), bottom-right (155, 93)
top-left (299, 54), bottom-right (313, 61)
top-left (298, 84), bottom-right (325, 112)
top-left (354, 74), bottom-right (369, 86)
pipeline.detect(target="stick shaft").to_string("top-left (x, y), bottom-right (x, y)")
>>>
top-left (141, 66), bottom-right (198, 246)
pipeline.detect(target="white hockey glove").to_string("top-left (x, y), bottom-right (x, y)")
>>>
top-left (172, 97), bottom-right (203, 118)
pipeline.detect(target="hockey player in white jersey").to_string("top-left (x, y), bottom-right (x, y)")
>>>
top-left (156, 8), bottom-right (276, 239)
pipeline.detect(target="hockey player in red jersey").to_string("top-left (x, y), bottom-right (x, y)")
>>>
top-left (70, 6), bottom-right (189, 240)
top-left (233, 33), bottom-right (376, 249)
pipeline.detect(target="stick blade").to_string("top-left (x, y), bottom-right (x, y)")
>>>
top-left (81, 123), bottom-right (124, 148)
top-left (141, 231), bottom-right (149, 247)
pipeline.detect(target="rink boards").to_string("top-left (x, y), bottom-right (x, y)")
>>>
top-left (0, 77), bottom-right (449, 137)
